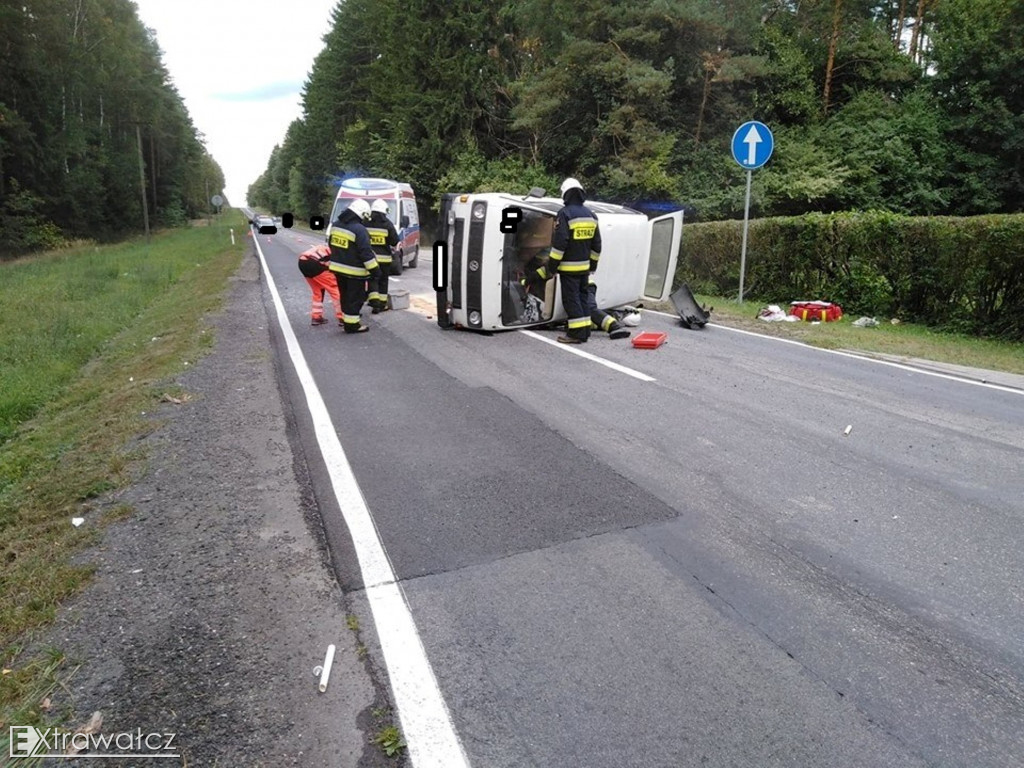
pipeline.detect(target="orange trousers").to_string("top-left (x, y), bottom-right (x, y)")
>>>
top-left (305, 271), bottom-right (342, 321)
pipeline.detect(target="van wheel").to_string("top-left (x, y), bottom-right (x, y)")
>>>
top-left (409, 246), bottom-right (419, 268)
top-left (391, 253), bottom-right (404, 276)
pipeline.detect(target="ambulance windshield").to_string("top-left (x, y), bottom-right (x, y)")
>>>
top-left (330, 198), bottom-right (351, 222)
top-left (329, 198), bottom-right (398, 224)
top-left (501, 210), bottom-right (556, 326)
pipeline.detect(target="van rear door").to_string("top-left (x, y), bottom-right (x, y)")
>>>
top-left (642, 211), bottom-right (684, 302)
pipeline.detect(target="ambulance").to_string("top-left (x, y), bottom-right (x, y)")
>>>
top-left (435, 189), bottom-right (683, 331)
top-left (329, 177), bottom-right (420, 273)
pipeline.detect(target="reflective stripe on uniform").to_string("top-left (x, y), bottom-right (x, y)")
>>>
top-left (363, 257), bottom-right (380, 271)
top-left (342, 313), bottom-right (362, 325)
top-left (330, 228), bottom-right (356, 248)
top-left (558, 260), bottom-right (590, 272)
top-left (601, 315), bottom-right (615, 331)
top-left (368, 291), bottom-right (385, 302)
top-left (377, 254), bottom-right (393, 263)
top-left (329, 263), bottom-right (369, 277)
top-left (567, 316), bottom-right (590, 329)
top-left (367, 228), bottom-right (388, 246)
top-left (568, 217), bottom-right (597, 240)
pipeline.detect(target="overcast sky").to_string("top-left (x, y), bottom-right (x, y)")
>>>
top-left (133, 0), bottom-right (338, 206)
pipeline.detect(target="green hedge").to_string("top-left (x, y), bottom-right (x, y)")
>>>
top-left (679, 212), bottom-right (1024, 340)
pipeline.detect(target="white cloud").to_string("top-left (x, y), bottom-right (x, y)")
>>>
top-left (132, 0), bottom-right (338, 206)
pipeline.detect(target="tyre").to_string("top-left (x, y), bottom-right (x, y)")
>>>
top-left (409, 245), bottom-right (419, 268)
top-left (391, 252), bottom-right (404, 275)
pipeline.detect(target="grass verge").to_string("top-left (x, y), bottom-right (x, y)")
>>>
top-left (0, 215), bottom-right (246, 732)
top-left (665, 294), bottom-right (1024, 377)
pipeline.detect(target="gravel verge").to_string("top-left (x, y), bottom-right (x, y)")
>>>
top-left (40, 252), bottom-right (401, 766)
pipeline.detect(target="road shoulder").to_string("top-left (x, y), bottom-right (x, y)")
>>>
top-left (42, 251), bottom-right (395, 766)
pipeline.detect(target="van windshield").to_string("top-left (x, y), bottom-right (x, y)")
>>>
top-left (500, 210), bottom-right (556, 326)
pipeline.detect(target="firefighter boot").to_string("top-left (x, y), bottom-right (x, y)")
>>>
top-left (608, 320), bottom-right (631, 340)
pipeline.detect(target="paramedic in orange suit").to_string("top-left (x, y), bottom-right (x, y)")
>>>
top-left (297, 244), bottom-right (342, 325)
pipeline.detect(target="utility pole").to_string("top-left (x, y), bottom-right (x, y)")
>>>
top-left (136, 123), bottom-right (150, 244)
top-left (205, 178), bottom-right (211, 226)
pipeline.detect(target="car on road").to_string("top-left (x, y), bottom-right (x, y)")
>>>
top-left (254, 215), bottom-right (277, 235)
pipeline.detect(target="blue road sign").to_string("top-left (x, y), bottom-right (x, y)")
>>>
top-left (731, 121), bottom-right (774, 170)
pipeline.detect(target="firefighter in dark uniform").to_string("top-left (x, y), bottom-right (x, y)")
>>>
top-left (533, 177), bottom-right (601, 343)
top-left (327, 198), bottom-right (381, 333)
top-left (366, 199), bottom-right (399, 313)
top-left (587, 275), bottom-right (631, 339)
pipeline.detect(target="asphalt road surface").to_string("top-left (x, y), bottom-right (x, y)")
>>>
top-left (255, 223), bottom-right (1024, 767)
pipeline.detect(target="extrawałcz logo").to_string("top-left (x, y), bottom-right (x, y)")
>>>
top-left (9, 726), bottom-right (179, 759)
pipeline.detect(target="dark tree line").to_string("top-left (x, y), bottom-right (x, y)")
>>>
top-left (0, 0), bottom-right (225, 255)
top-left (249, 0), bottom-right (1023, 226)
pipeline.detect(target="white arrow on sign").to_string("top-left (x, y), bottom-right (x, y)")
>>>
top-left (743, 124), bottom-right (762, 166)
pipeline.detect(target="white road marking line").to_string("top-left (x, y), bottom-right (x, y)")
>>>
top-left (645, 308), bottom-right (1023, 395)
top-left (253, 240), bottom-right (471, 768)
top-left (519, 329), bottom-right (655, 382)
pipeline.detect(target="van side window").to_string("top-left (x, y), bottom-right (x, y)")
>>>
top-left (403, 199), bottom-right (418, 226)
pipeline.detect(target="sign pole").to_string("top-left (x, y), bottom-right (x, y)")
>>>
top-left (730, 120), bottom-right (773, 306)
top-left (739, 169), bottom-right (752, 303)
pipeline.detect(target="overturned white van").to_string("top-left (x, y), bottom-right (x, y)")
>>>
top-left (435, 191), bottom-right (683, 331)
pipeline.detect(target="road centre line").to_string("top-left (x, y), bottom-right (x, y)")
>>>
top-left (644, 308), bottom-right (1023, 395)
top-left (253, 240), bottom-right (471, 768)
top-left (519, 329), bottom-right (656, 381)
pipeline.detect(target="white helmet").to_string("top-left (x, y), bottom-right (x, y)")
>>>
top-left (371, 199), bottom-right (389, 215)
top-left (560, 177), bottom-right (585, 198)
top-left (622, 310), bottom-right (642, 327)
top-left (348, 198), bottom-right (372, 221)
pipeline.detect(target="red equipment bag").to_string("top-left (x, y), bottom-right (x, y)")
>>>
top-left (298, 245), bottom-right (331, 278)
top-left (789, 301), bottom-right (843, 322)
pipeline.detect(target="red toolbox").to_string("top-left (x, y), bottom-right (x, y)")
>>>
top-left (632, 331), bottom-right (667, 349)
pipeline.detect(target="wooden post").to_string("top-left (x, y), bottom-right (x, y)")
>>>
top-left (136, 124), bottom-right (150, 244)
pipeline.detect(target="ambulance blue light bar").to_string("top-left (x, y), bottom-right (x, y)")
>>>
top-left (339, 177), bottom-right (398, 192)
